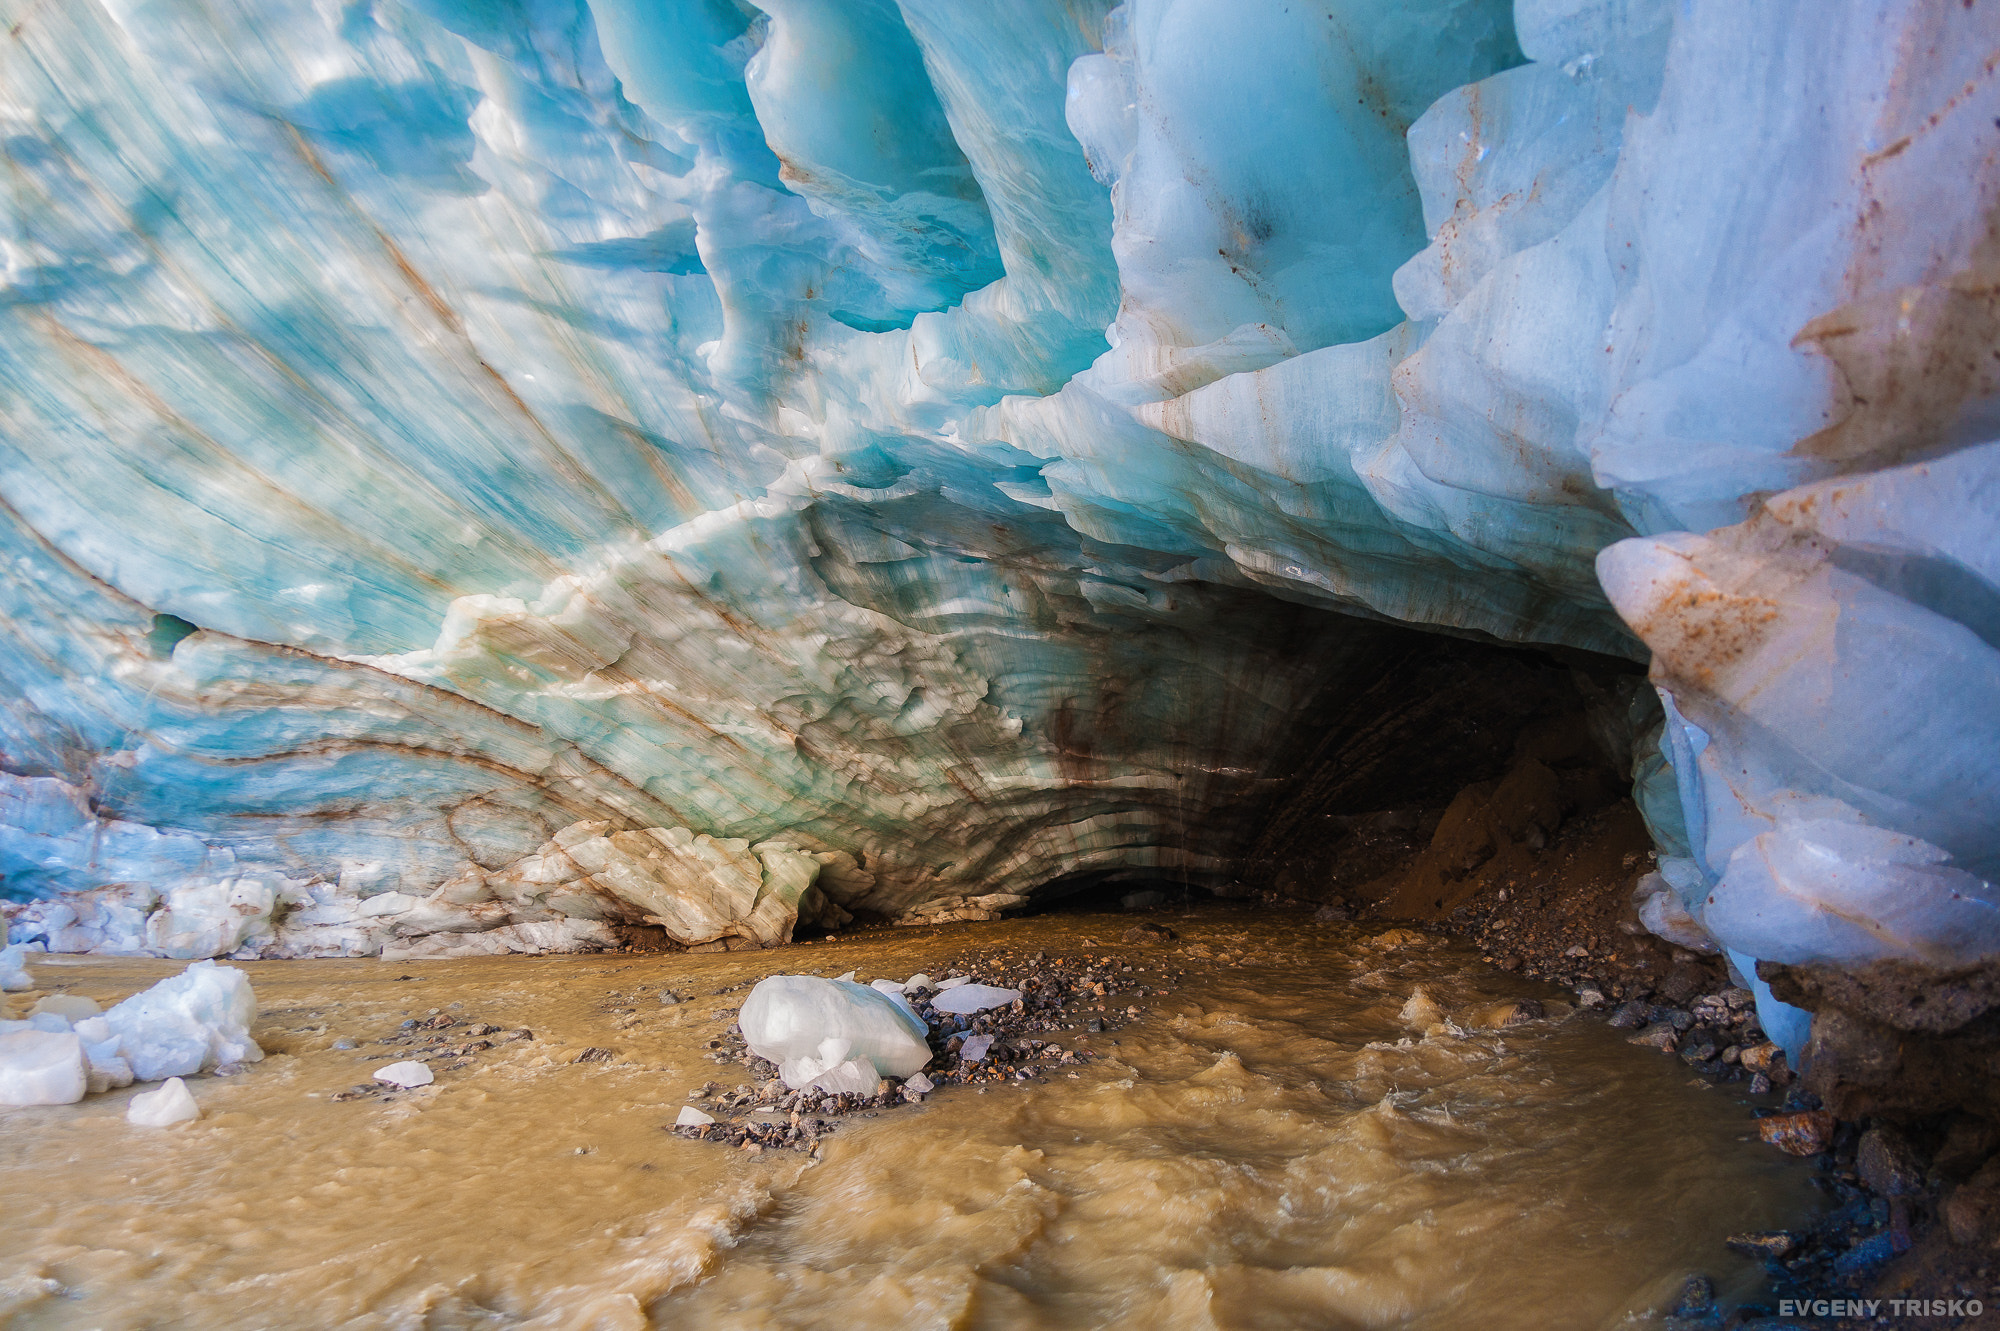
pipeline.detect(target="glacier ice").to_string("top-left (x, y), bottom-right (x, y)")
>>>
top-left (100, 961), bottom-right (263, 1083)
top-left (373, 1060), bottom-right (435, 1089)
top-left (0, 0), bottom-right (1991, 1004)
top-left (739, 975), bottom-right (932, 1084)
top-left (126, 1076), bottom-right (202, 1127)
top-left (928, 984), bottom-right (1022, 1016)
top-left (0, 1029), bottom-right (87, 1106)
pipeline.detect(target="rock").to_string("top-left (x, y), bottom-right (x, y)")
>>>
top-left (1669, 1274), bottom-right (1714, 1319)
top-left (0, 1029), bottom-right (87, 1105)
top-left (330, 1038), bottom-right (355, 1050)
top-left (1312, 903), bottom-right (1351, 923)
top-left (1607, 1001), bottom-right (1651, 1030)
top-left (1574, 984), bottom-right (1607, 1009)
top-left (1944, 1159), bottom-right (2000, 1246)
top-left (1678, 1032), bottom-right (1721, 1065)
top-left (1498, 998), bottom-right (1544, 1028)
top-left (1563, 945), bottom-right (1588, 959)
top-left (126, 1076), bottom-right (200, 1126)
top-left (1935, 1115), bottom-right (2000, 1178)
top-left (1757, 1110), bottom-right (1835, 1156)
top-left (1628, 1027), bottom-right (1678, 1053)
top-left (1738, 1042), bottom-right (1784, 1074)
top-left (929, 984), bottom-right (1022, 1016)
top-left (1723, 1231), bottom-right (1797, 1260)
top-left (675, 1105), bottom-right (715, 1127)
top-left (1651, 1006), bottom-right (1696, 1032)
top-left (574, 1047), bottom-right (614, 1063)
top-left (1832, 1232), bottom-right (1896, 1277)
top-left (1857, 1125), bottom-right (1927, 1197)
top-left (1123, 923), bottom-right (1178, 942)
top-left (1721, 987), bottom-right (1755, 1012)
top-left (372, 1060), bottom-right (434, 1088)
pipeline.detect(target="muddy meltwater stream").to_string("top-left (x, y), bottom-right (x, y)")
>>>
top-left (0, 906), bottom-right (1817, 1329)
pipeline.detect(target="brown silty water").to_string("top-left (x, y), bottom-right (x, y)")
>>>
top-left (0, 904), bottom-right (1816, 1329)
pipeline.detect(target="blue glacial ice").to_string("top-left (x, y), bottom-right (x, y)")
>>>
top-left (0, 0), bottom-right (1994, 1012)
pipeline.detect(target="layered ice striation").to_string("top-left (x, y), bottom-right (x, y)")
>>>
top-left (0, 0), bottom-right (1994, 1002)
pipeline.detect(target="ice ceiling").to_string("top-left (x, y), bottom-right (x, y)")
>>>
top-left (1, 0), bottom-right (1996, 986)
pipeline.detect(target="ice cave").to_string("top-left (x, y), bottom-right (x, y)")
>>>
top-left (1, 0), bottom-right (1997, 1325)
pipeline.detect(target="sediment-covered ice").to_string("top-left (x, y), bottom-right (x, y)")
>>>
top-left (0, 0), bottom-right (1991, 998)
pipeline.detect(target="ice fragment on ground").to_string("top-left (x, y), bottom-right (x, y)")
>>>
top-left (0, 1029), bottom-right (87, 1104)
top-left (738, 976), bottom-right (930, 1084)
top-left (929, 984), bottom-right (1021, 1015)
top-left (959, 1034), bottom-right (994, 1062)
top-left (675, 1105), bottom-right (715, 1127)
top-left (127, 1076), bottom-right (200, 1126)
top-left (905, 1072), bottom-right (934, 1094)
top-left (373, 1060), bottom-right (433, 1088)
top-left (902, 974), bottom-right (935, 993)
top-left (799, 1054), bottom-right (882, 1098)
top-left (0, 943), bottom-right (38, 992)
top-left (870, 978), bottom-right (907, 996)
top-left (934, 976), bottom-right (971, 991)
top-left (833, 971), bottom-right (857, 982)
top-left (30, 994), bottom-right (100, 1021)
top-left (102, 960), bottom-right (261, 1082)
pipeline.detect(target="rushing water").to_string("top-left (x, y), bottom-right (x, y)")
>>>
top-left (0, 906), bottom-right (1816, 1329)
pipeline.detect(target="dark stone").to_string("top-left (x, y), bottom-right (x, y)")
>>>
top-left (1831, 1231), bottom-right (1896, 1277)
top-left (1856, 1125), bottom-right (1927, 1197)
top-left (1723, 1231), bottom-right (1797, 1260)
top-left (1762, 957), bottom-right (2000, 1035)
top-left (575, 1047), bottom-right (615, 1063)
top-left (1670, 1273), bottom-right (1715, 1318)
top-left (1607, 1001), bottom-right (1650, 1029)
top-left (1500, 998), bottom-right (1544, 1027)
top-left (1934, 1114), bottom-right (2000, 1178)
top-left (1312, 902), bottom-right (1351, 922)
top-left (1650, 1006), bottom-right (1696, 1031)
top-left (1123, 922), bottom-right (1179, 942)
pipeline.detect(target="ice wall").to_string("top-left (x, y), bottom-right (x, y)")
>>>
top-left (1, 0), bottom-right (1994, 977)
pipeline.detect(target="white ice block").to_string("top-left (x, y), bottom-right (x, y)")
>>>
top-left (739, 976), bottom-right (931, 1084)
top-left (0, 1029), bottom-right (87, 1105)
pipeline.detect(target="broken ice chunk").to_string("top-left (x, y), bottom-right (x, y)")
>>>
top-left (739, 976), bottom-right (931, 1084)
top-left (675, 1105), bottom-right (715, 1127)
top-left (802, 1056), bottom-right (881, 1098)
top-left (372, 1060), bottom-right (433, 1088)
top-left (0, 943), bottom-right (38, 993)
top-left (934, 976), bottom-right (972, 991)
top-left (127, 1076), bottom-right (200, 1126)
top-left (29, 994), bottom-right (100, 1022)
top-left (102, 960), bottom-right (262, 1082)
top-left (0, 1029), bottom-right (87, 1105)
top-left (902, 974), bottom-right (935, 993)
top-left (870, 978), bottom-right (907, 996)
top-left (905, 1072), bottom-right (935, 1094)
top-left (959, 1034), bottom-right (994, 1062)
top-left (929, 984), bottom-right (1021, 1016)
